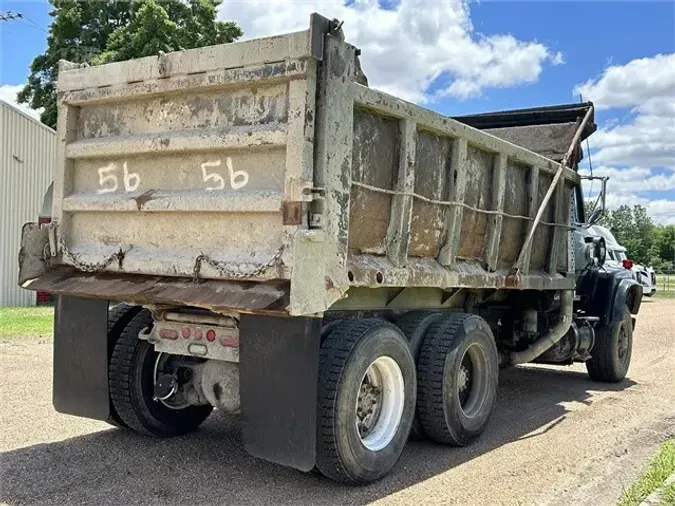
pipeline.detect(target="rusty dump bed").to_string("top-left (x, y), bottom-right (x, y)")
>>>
top-left (20, 14), bottom-right (592, 316)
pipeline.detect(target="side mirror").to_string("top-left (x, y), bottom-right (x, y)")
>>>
top-left (588, 208), bottom-right (603, 225)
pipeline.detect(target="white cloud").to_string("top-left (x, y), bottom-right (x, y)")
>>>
top-left (574, 53), bottom-right (675, 110)
top-left (574, 53), bottom-right (675, 169)
top-left (550, 51), bottom-right (565, 66)
top-left (0, 84), bottom-right (42, 120)
top-left (218, 0), bottom-right (563, 102)
top-left (581, 166), bottom-right (675, 192)
top-left (580, 166), bottom-right (675, 224)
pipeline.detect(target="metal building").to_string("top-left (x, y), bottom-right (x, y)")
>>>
top-left (1, 99), bottom-right (55, 306)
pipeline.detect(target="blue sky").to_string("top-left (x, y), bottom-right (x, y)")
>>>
top-left (1, 0), bottom-right (674, 222)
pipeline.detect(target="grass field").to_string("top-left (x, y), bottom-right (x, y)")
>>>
top-left (618, 439), bottom-right (675, 506)
top-left (0, 307), bottom-right (54, 340)
top-left (655, 274), bottom-right (675, 293)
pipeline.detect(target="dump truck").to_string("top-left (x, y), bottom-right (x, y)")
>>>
top-left (18, 14), bottom-right (642, 484)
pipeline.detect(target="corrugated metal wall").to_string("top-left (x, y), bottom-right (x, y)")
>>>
top-left (1, 100), bottom-right (56, 306)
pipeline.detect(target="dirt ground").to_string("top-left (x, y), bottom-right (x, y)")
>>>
top-left (1, 298), bottom-right (674, 505)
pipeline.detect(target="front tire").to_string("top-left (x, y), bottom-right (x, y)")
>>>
top-left (586, 307), bottom-right (633, 383)
top-left (109, 310), bottom-right (212, 437)
top-left (417, 313), bottom-right (498, 446)
top-left (316, 319), bottom-right (416, 484)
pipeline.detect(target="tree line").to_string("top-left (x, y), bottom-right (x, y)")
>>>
top-left (599, 205), bottom-right (675, 272)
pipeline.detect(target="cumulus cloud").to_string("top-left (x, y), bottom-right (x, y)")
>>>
top-left (580, 166), bottom-right (675, 192)
top-left (574, 53), bottom-right (675, 111)
top-left (218, 0), bottom-right (563, 102)
top-left (580, 165), bottom-right (675, 224)
top-left (0, 84), bottom-right (42, 120)
top-left (574, 53), bottom-right (675, 169)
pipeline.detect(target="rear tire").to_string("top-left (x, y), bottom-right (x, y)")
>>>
top-left (316, 319), bottom-right (416, 484)
top-left (106, 303), bottom-right (141, 428)
top-left (109, 310), bottom-right (212, 437)
top-left (395, 311), bottom-right (442, 439)
top-left (417, 313), bottom-right (498, 446)
top-left (586, 307), bottom-right (633, 383)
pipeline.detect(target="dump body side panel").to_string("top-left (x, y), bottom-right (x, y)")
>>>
top-left (314, 35), bottom-right (579, 310)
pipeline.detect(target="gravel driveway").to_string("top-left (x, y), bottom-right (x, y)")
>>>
top-left (1, 298), bottom-right (674, 505)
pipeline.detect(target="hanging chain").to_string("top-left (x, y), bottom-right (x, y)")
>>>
top-left (45, 237), bottom-right (130, 273)
top-left (42, 229), bottom-right (283, 280)
top-left (193, 246), bottom-right (285, 282)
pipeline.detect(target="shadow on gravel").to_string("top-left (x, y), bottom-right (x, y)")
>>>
top-left (0, 366), bottom-right (636, 505)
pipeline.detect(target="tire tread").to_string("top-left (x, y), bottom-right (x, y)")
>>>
top-left (316, 319), bottom-right (405, 484)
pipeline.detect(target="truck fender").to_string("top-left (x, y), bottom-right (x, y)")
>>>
top-left (611, 277), bottom-right (642, 325)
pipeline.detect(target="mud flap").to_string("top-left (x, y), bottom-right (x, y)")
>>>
top-left (53, 295), bottom-right (110, 421)
top-left (239, 314), bottom-right (321, 472)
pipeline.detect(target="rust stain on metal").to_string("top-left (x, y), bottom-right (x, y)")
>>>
top-left (27, 267), bottom-right (291, 314)
top-left (133, 189), bottom-right (158, 210)
top-left (281, 201), bottom-right (303, 225)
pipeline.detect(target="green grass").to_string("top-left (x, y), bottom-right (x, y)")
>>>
top-left (660, 482), bottom-right (675, 505)
top-left (0, 307), bottom-right (54, 340)
top-left (655, 275), bottom-right (675, 293)
top-left (618, 439), bottom-right (675, 506)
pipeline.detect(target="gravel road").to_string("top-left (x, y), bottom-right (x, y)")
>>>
top-left (1, 298), bottom-right (674, 505)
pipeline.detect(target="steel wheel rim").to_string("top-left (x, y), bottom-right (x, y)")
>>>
top-left (457, 343), bottom-right (489, 418)
top-left (153, 353), bottom-right (190, 410)
top-left (355, 356), bottom-right (405, 451)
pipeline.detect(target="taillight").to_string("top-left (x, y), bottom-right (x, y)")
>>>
top-left (206, 329), bottom-right (216, 342)
top-left (159, 329), bottom-right (179, 340)
top-left (622, 259), bottom-right (634, 269)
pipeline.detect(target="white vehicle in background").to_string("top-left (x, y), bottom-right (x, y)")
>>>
top-left (590, 225), bottom-right (656, 297)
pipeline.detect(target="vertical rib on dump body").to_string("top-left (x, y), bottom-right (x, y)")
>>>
top-left (23, 14), bottom-right (581, 316)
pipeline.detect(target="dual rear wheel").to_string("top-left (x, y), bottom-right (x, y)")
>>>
top-left (315, 313), bottom-right (499, 484)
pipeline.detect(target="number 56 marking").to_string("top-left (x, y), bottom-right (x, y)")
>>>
top-left (97, 162), bottom-right (140, 194)
top-left (201, 157), bottom-right (249, 191)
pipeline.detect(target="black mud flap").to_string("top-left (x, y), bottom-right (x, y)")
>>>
top-left (239, 314), bottom-right (321, 472)
top-left (53, 295), bottom-right (110, 421)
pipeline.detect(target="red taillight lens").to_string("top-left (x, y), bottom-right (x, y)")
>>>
top-left (181, 327), bottom-right (191, 339)
top-left (206, 329), bottom-right (216, 342)
top-left (159, 328), bottom-right (179, 340)
top-left (623, 259), bottom-right (634, 269)
top-left (38, 216), bottom-right (51, 226)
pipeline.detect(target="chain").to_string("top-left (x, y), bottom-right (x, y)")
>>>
top-left (48, 238), bottom-right (130, 273)
top-left (43, 232), bottom-right (283, 280)
top-left (193, 246), bottom-right (285, 282)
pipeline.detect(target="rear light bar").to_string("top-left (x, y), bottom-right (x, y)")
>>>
top-left (143, 320), bottom-right (240, 362)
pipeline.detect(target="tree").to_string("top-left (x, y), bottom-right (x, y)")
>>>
top-left (94, 0), bottom-right (241, 64)
top-left (651, 225), bottom-right (675, 267)
top-left (604, 205), bottom-right (655, 265)
top-left (17, 0), bottom-right (242, 128)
